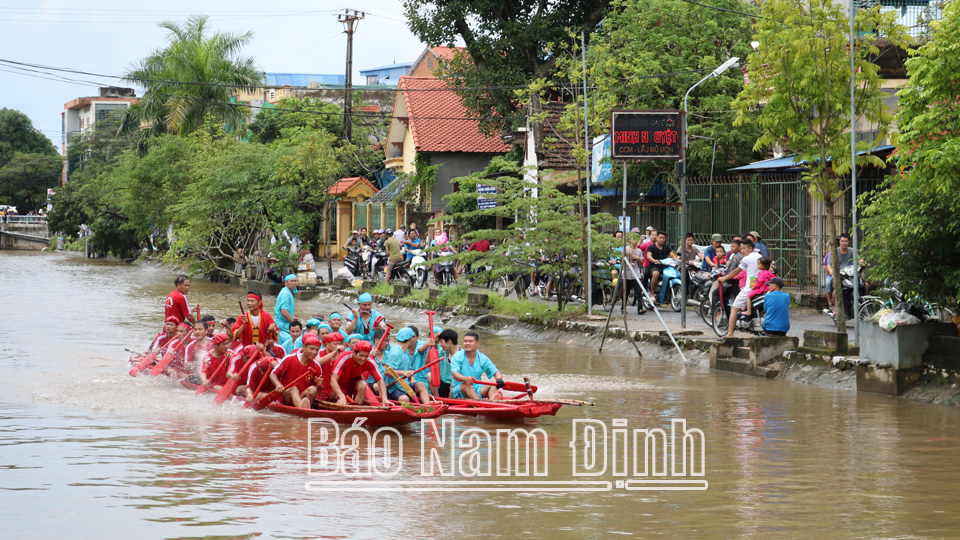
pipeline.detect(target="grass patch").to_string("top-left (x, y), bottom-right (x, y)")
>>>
top-left (488, 294), bottom-right (584, 324)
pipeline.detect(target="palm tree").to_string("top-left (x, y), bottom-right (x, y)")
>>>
top-left (119, 14), bottom-right (263, 150)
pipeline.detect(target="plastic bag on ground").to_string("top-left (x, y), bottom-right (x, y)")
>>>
top-left (337, 267), bottom-right (355, 280)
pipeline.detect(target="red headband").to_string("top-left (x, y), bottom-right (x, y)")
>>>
top-left (353, 341), bottom-right (372, 353)
top-left (247, 293), bottom-right (261, 301)
top-left (178, 322), bottom-right (192, 330)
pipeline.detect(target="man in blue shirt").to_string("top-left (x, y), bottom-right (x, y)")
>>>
top-left (762, 277), bottom-right (790, 336)
top-left (274, 274), bottom-right (298, 344)
top-left (450, 332), bottom-right (504, 400)
top-left (344, 292), bottom-right (387, 344)
top-left (702, 234), bottom-right (724, 273)
top-left (748, 231), bottom-right (769, 258)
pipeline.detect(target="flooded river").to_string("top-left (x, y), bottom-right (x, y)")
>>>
top-left (2, 251), bottom-right (960, 539)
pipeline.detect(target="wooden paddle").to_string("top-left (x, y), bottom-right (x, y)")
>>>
top-left (196, 351), bottom-right (231, 395)
top-left (213, 349), bottom-right (262, 405)
top-left (243, 360), bottom-right (273, 409)
top-left (384, 364), bottom-right (418, 402)
top-left (147, 333), bottom-right (190, 376)
top-left (251, 368), bottom-right (316, 410)
top-left (385, 357), bottom-right (441, 388)
top-left (426, 311), bottom-right (441, 387)
top-left (474, 379), bottom-right (538, 393)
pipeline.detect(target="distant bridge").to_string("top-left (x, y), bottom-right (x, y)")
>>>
top-left (0, 218), bottom-right (50, 250)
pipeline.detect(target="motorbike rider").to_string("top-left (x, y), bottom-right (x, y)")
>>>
top-left (645, 231), bottom-right (679, 306)
top-left (824, 233), bottom-right (855, 318)
top-left (343, 230), bottom-right (361, 251)
top-left (623, 236), bottom-right (647, 314)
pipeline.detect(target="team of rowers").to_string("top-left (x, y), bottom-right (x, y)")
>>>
top-left (144, 278), bottom-right (507, 410)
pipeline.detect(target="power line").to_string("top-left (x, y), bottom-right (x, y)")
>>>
top-left (676, 0), bottom-right (768, 20)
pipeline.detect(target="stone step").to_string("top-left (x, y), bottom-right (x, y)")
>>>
top-left (734, 347), bottom-right (751, 360)
top-left (714, 357), bottom-right (752, 376)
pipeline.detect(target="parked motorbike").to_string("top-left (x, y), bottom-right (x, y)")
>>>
top-left (408, 249), bottom-right (429, 288)
top-left (434, 247), bottom-right (457, 286)
top-left (343, 247), bottom-right (363, 279)
top-left (839, 262), bottom-right (867, 320)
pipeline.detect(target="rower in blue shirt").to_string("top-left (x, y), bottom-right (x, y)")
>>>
top-left (450, 331), bottom-right (504, 400)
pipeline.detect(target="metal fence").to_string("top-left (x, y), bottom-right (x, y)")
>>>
top-left (2, 215), bottom-right (47, 224)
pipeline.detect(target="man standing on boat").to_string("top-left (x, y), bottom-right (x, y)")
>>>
top-left (329, 341), bottom-right (388, 406)
top-left (343, 293), bottom-right (386, 344)
top-left (232, 291), bottom-right (278, 350)
top-left (166, 275), bottom-right (196, 325)
top-left (274, 274), bottom-right (298, 345)
top-left (450, 332), bottom-right (504, 400)
top-left (269, 333), bottom-right (324, 409)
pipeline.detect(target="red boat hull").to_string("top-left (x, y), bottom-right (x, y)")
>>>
top-left (266, 402), bottom-right (448, 426)
top-left (438, 397), bottom-right (562, 419)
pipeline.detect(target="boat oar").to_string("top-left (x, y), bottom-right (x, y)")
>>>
top-left (426, 311), bottom-right (441, 387)
top-left (385, 357), bottom-right (441, 388)
top-left (488, 398), bottom-right (595, 407)
top-left (475, 379), bottom-right (538, 393)
top-left (251, 368), bottom-right (316, 410)
top-left (314, 401), bottom-right (390, 411)
top-left (213, 350), bottom-right (262, 405)
top-left (129, 352), bottom-right (158, 377)
top-left (196, 352), bottom-right (231, 395)
top-left (524, 376), bottom-right (534, 401)
top-left (150, 333), bottom-right (189, 376)
top-left (243, 361), bottom-right (273, 409)
top-left (374, 323), bottom-right (394, 353)
top-left (384, 365), bottom-right (419, 403)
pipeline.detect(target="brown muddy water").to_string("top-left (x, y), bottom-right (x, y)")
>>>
top-left (2, 251), bottom-right (960, 539)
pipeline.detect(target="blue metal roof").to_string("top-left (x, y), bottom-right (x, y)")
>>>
top-left (729, 145), bottom-right (895, 172)
top-left (264, 73), bottom-right (345, 86)
top-left (360, 62), bottom-right (414, 74)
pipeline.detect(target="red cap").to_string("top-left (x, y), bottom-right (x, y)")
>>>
top-left (323, 332), bottom-right (344, 344)
top-left (211, 334), bottom-right (230, 345)
top-left (242, 344), bottom-right (260, 358)
top-left (165, 316), bottom-right (179, 324)
top-left (302, 333), bottom-right (322, 347)
top-left (353, 341), bottom-right (373, 353)
top-left (257, 358), bottom-right (273, 371)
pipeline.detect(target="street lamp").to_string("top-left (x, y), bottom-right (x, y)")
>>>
top-left (680, 57), bottom-right (739, 329)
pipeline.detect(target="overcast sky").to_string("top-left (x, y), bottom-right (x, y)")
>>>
top-left (0, 1), bottom-right (432, 153)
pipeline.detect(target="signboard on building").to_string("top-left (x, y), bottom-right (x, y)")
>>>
top-left (610, 110), bottom-right (684, 160)
top-left (591, 134), bottom-right (612, 184)
top-left (477, 184), bottom-right (497, 210)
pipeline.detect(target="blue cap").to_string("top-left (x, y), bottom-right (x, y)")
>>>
top-left (305, 318), bottom-right (322, 328)
top-left (284, 273), bottom-right (297, 282)
top-left (329, 312), bottom-right (342, 320)
top-left (358, 292), bottom-right (372, 303)
top-left (433, 326), bottom-right (442, 335)
top-left (397, 327), bottom-right (415, 342)
top-left (346, 333), bottom-right (365, 343)
top-left (318, 323), bottom-right (332, 332)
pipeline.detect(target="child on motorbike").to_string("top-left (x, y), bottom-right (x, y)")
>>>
top-left (743, 256), bottom-right (773, 319)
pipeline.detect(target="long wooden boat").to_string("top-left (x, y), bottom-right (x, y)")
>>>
top-left (266, 401), bottom-right (448, 427)
top-left (438, 397), bottom-right (562, 419)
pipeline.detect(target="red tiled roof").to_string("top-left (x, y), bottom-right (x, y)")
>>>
top-left (399, 76), bottom-right (510, 154)
top-left (430, 46), bottom-right (463, 61)
top-left (328, 177), bottom-right (378, 195)
top-left (540, 101), bottom-right (594, 170)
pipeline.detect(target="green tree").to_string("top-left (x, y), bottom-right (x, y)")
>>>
top-left (440, 157), bottom-right (618, 311)
top-left (271, 129), bottom-right (353, 282)
top-left (861, 1), bottom-right (960, 304)
top-left (119, 14), bottom-right (263, 150)
top-left (565, 0), bottom-right (762, 179)
top-left (0, 108), bottom-right (57, 168)
top-left (246, 96), bottom-right (343, 143)
top-left (0, 153), bottom-right (61, 211)
top-left (403, 0), bottom-right (613, 138)
top-left (733, 0), bottom-right (907, 331)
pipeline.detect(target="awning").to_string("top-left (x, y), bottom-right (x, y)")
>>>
top-left (729, 145), bottom-right (895, 172)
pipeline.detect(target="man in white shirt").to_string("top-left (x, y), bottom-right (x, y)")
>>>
top-left (300, 248), bottom-right (314, 272)
top-left (393, 228), bottom-right (406, 242)
top-left (718, 238), bottom-right (761, 338)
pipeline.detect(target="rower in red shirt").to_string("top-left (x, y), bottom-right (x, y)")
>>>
top-left (200, 334), bottom-right (232, 390)
top-left (165, 275), bottom-right (196, 325)
top-left (268, 333), bottom-right (323, 409)
top-left (263, 332), bottom-right (286, 359)
top-left (149, 317), bottom-right (179, 351)
top-left (181, 320), bottom-right (211, 376)
top-left (316, 333), bottom-right (347, 401)
top-left (243, 358), bottom-right (279, 404)
top-left (328, 341), bottom-right (387, 406)
top-left (231, 291), bottom-right (278, 350)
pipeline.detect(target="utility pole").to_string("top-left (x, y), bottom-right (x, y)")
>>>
top-left (338, 9), bottom-right (365, 143)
